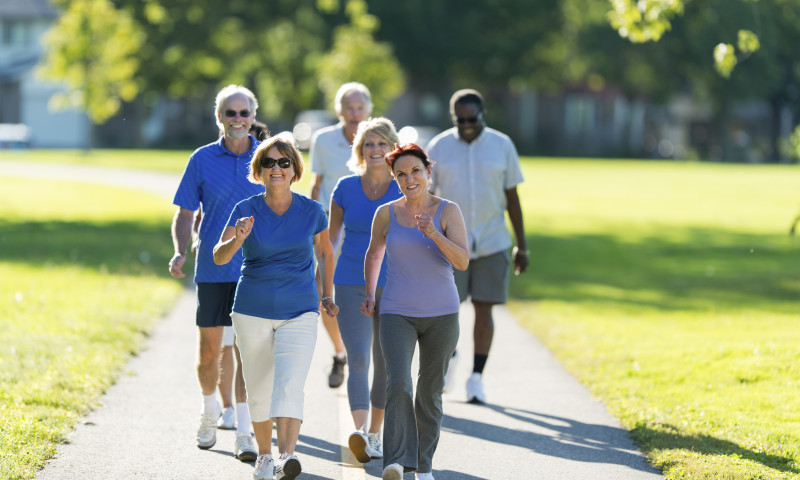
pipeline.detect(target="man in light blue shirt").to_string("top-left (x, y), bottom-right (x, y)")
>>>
top-left (169, 85), bottom-right (261, 459)
top-left (428, 88), bottom-right (529, 405)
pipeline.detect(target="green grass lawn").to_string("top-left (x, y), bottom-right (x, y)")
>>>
top-left (508, 158), bottom-right (800, 479)
top-left (0, 176), bottom-right (185, 480)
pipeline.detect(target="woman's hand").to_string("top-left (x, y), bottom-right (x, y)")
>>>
top-left (321, 296), bottom-right (339, 317)
top-left (234, 216), bottom-right (254, 242)
top-left (360, 297), bottom-right (376, 317)
top-left (415, 213), bottom-right (439, 238)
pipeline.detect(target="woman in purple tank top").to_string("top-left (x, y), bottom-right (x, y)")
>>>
top-left (360, 144), bottom-right (469, 480)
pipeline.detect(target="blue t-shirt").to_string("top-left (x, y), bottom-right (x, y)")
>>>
top-left (227, 192), bottom-right (328, 320)
top-left (173, 136), bottom-right (262, 283)
top-left (331, 175), bottom-right (402, 286)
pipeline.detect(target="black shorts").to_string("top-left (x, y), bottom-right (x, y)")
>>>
top-left (195, 282), bottom-right (237, 327)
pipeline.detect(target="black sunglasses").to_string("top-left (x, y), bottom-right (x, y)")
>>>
top-left (261, 157), bottom-right (292, 169)
top-left (455, 112), bottom-right (483, 124)
top-left (224, 109), bottom-right (251, 118)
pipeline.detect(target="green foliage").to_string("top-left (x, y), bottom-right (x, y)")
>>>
top-left (714, 42), bottom-right (738, 78)
top-left (511, 157), bottom-right (800, 479)
top-left (38, 0), bottom-right (143, 124)
top-left (0, 177), bottom-right (182, 480)
top-left (607, 0), bottom-right (685, 42)
top-left (317, 0), bottom-right (406, 114)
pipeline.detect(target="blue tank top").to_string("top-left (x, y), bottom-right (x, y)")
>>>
top-left (380, 200), bottom-right (460, 317)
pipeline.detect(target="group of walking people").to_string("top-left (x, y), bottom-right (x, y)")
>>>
top-left (168, 82), bottom-right (527, 480)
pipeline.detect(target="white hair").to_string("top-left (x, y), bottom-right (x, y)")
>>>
top-left (334, 82), bottom-right (372, 115)
top-left (214, 84), bottom-right (258, 128)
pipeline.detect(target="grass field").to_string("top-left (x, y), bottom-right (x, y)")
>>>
top-left (510, 159), bottom-right (800, 479)
top-left (1, 150), bottom-right (799, 479)
top-left (0, 176), bottom-right (184, 480)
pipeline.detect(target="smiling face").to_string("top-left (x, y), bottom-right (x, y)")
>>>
top-left (339, 92), bottom-right (371, 131)
top-left (392, 154), bottom-right (431, 199)
top-left (362, 133), bottom-right (392, 171)
top-left (452, 102), bottom-right (485, 143)
top-left (260, 146), bottom-right (296, 187)
top-left (218, 93), bottom-right (255, 141)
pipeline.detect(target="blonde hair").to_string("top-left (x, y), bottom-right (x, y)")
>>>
top-left (249, 135), bottom-right (304, 184)
top-left (347, 117), bottom-right (399, 175)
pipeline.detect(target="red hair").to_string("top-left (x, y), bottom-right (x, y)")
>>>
top-left (384, 143), bottom-right (431, 170)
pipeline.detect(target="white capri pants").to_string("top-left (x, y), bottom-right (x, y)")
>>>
top-left (231, 311), bottom-right (318, 422)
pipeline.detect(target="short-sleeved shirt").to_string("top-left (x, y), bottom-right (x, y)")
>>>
top-left (427, 127), bottom-right (524, 259)
top-left (310, 123), bottom-right (352, 209)
top-left (173, 136), bottom-right (262, 282)
top-left (227, 192), bottom-right (328, 320)
top-left (331, 175), bottom-right (403, 286)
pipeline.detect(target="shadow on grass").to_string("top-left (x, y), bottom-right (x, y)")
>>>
top-left (631, 423), bottom-right (800, 474)
top-left (0, 219), bottom-right (191, 278)
top-left (510, 229), bottom-right (800, 313)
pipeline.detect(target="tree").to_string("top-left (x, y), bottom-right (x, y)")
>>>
top-left (38, 0), bottom-right (143, 126)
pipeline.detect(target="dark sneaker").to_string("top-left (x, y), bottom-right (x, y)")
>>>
top-left (348, 430), bottom-right (371, 463)
top-left (275, 454), bottom-right (301, 480)
top-left (328, 355), bottom-right (346, 388)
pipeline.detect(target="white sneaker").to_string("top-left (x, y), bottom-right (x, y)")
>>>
top-left (443, 351), bottom-right (459, 393)
top-left (367, 432), bottom-right (383, 459)
top-left (275, 454), bottom-right (301, 480)
top-left (253, 454), bottom-right (274, 480)
top-left (348, 430), bottom-right (371, 463)
top-left (235, 433), bottom-right (258, 462)
top-left (382, 463), bottom-right (404, 480)
top-left (196, 413), bottom-right (218, 449)
top-left (416, 473), bottom-right (436, 480)
top-left (218, 406), bottom-right (236, 430)
top-left (466, 372), bottom-right (486, 404)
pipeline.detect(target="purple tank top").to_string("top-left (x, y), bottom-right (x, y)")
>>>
top-left (380, 200), bottom-right (460, 317)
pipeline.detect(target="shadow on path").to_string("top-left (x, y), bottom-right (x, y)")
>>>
top-left (443, 403), bottom-right (662, 475)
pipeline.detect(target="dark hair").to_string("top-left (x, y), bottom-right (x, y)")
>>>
top-left (250, 120), bottom-right (269, 141)
top-left (450, 88), bottom-right (484, 113)
top-left (385, 143), bottom-right (431, 170)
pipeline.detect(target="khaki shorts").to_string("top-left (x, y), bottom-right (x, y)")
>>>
top-left (453, 250), bottom-right (510, 304)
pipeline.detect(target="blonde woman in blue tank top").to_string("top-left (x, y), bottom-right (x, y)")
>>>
top-left (361, 144), bottom-right (469, 480)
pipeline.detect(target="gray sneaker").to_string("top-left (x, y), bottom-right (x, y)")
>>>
top-left (196, 413), bottom-right (217, 449)
top-left (382, 463), bottom-right (403, 480)
top-left (348, 430), bottom-right (371, 463)
top-left (367, 432), bottom-right (383, 459)
top-left (328, 355), bottom-right (347, 388)
top-left (275, 454), bottom-right (301, 480)
top-left (253, 454), bottom-right (274, 480)
top-left (235, 433), bottom-right (258, 462)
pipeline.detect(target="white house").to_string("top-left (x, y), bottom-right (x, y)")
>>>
top-left (0, 0), bottom-right (89, 148)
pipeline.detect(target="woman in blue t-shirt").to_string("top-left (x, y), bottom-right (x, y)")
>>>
top-left (361, 143), bottom-right (469, 480)
top-left (329, 117), bottom-right (402, 463)
top-left (214, 135), bottom-right (339, 480)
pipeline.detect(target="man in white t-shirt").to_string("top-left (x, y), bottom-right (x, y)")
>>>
top-left (427, 88), bottom-right (529, 404)
top-left (310, 82), bottom-right (373, 388)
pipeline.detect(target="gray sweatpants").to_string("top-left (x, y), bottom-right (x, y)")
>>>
top-left (379, 312), bottom-right (459, 474)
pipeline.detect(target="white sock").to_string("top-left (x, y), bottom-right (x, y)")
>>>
top-left (236, 402), bottom-right (251, 435)
top-left (202, 393), bottom-right (218, 417)
top-left (335, 352), bottom-right (346, 360)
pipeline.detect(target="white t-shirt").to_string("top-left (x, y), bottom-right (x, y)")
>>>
top-left (310, 123), bottom-right (353, 210)
top-left (427, 127), bottom-right (524, 259)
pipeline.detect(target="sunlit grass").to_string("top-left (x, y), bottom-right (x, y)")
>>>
top-left (0, 177), bottom-right (184, 480)
top-left (509, 158), bottom-right (800, 479)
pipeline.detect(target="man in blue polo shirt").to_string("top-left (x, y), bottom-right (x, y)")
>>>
top-left (169, 85), bottom-right (262, 460)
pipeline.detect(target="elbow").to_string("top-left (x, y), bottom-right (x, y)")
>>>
top-left (453, 256), bottom-right (469, 271)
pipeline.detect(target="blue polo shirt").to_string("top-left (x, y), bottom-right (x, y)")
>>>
top-left (173, 135), bottom-right (263, 283)
top-left (227, 192), bottom-right (328, 320)
top-left (331, 175), bottom-right (402, 286)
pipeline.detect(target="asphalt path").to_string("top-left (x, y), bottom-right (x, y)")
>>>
top-left (1, 160), bottom-right (663, 479)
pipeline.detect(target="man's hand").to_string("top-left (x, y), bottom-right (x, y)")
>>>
top-left (513, 246), bottom-right (529, 276)
top-left (169, 253), bottom-right (186, 278)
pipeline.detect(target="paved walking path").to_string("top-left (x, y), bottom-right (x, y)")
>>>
top-left (1, 160), bottom-right (663, 479)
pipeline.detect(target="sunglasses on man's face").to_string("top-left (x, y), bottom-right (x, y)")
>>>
top-left (224, 109), bottom-right (251, 118)
top-left (455, 112), bottom-right (483, 124)
top-left (261, 157), bottom-right (292, 169)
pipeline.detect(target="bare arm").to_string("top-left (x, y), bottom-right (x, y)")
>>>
top-left (505, 187), bottom-right (529, 275)
top-left (360, 205), bottom-right (389, 316)
top-left (213, 216), bottom-right (253, 265)
top-left (328, 199), bottom-right (344, 252)
top-left (313, 227), bottom-right (339, 317)
top-left (169, 207), bottom-right (194, 278)
top-left (311, 174), bottom-right (323, 202)
top-left (416, 201), bottom-right (470, 271)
